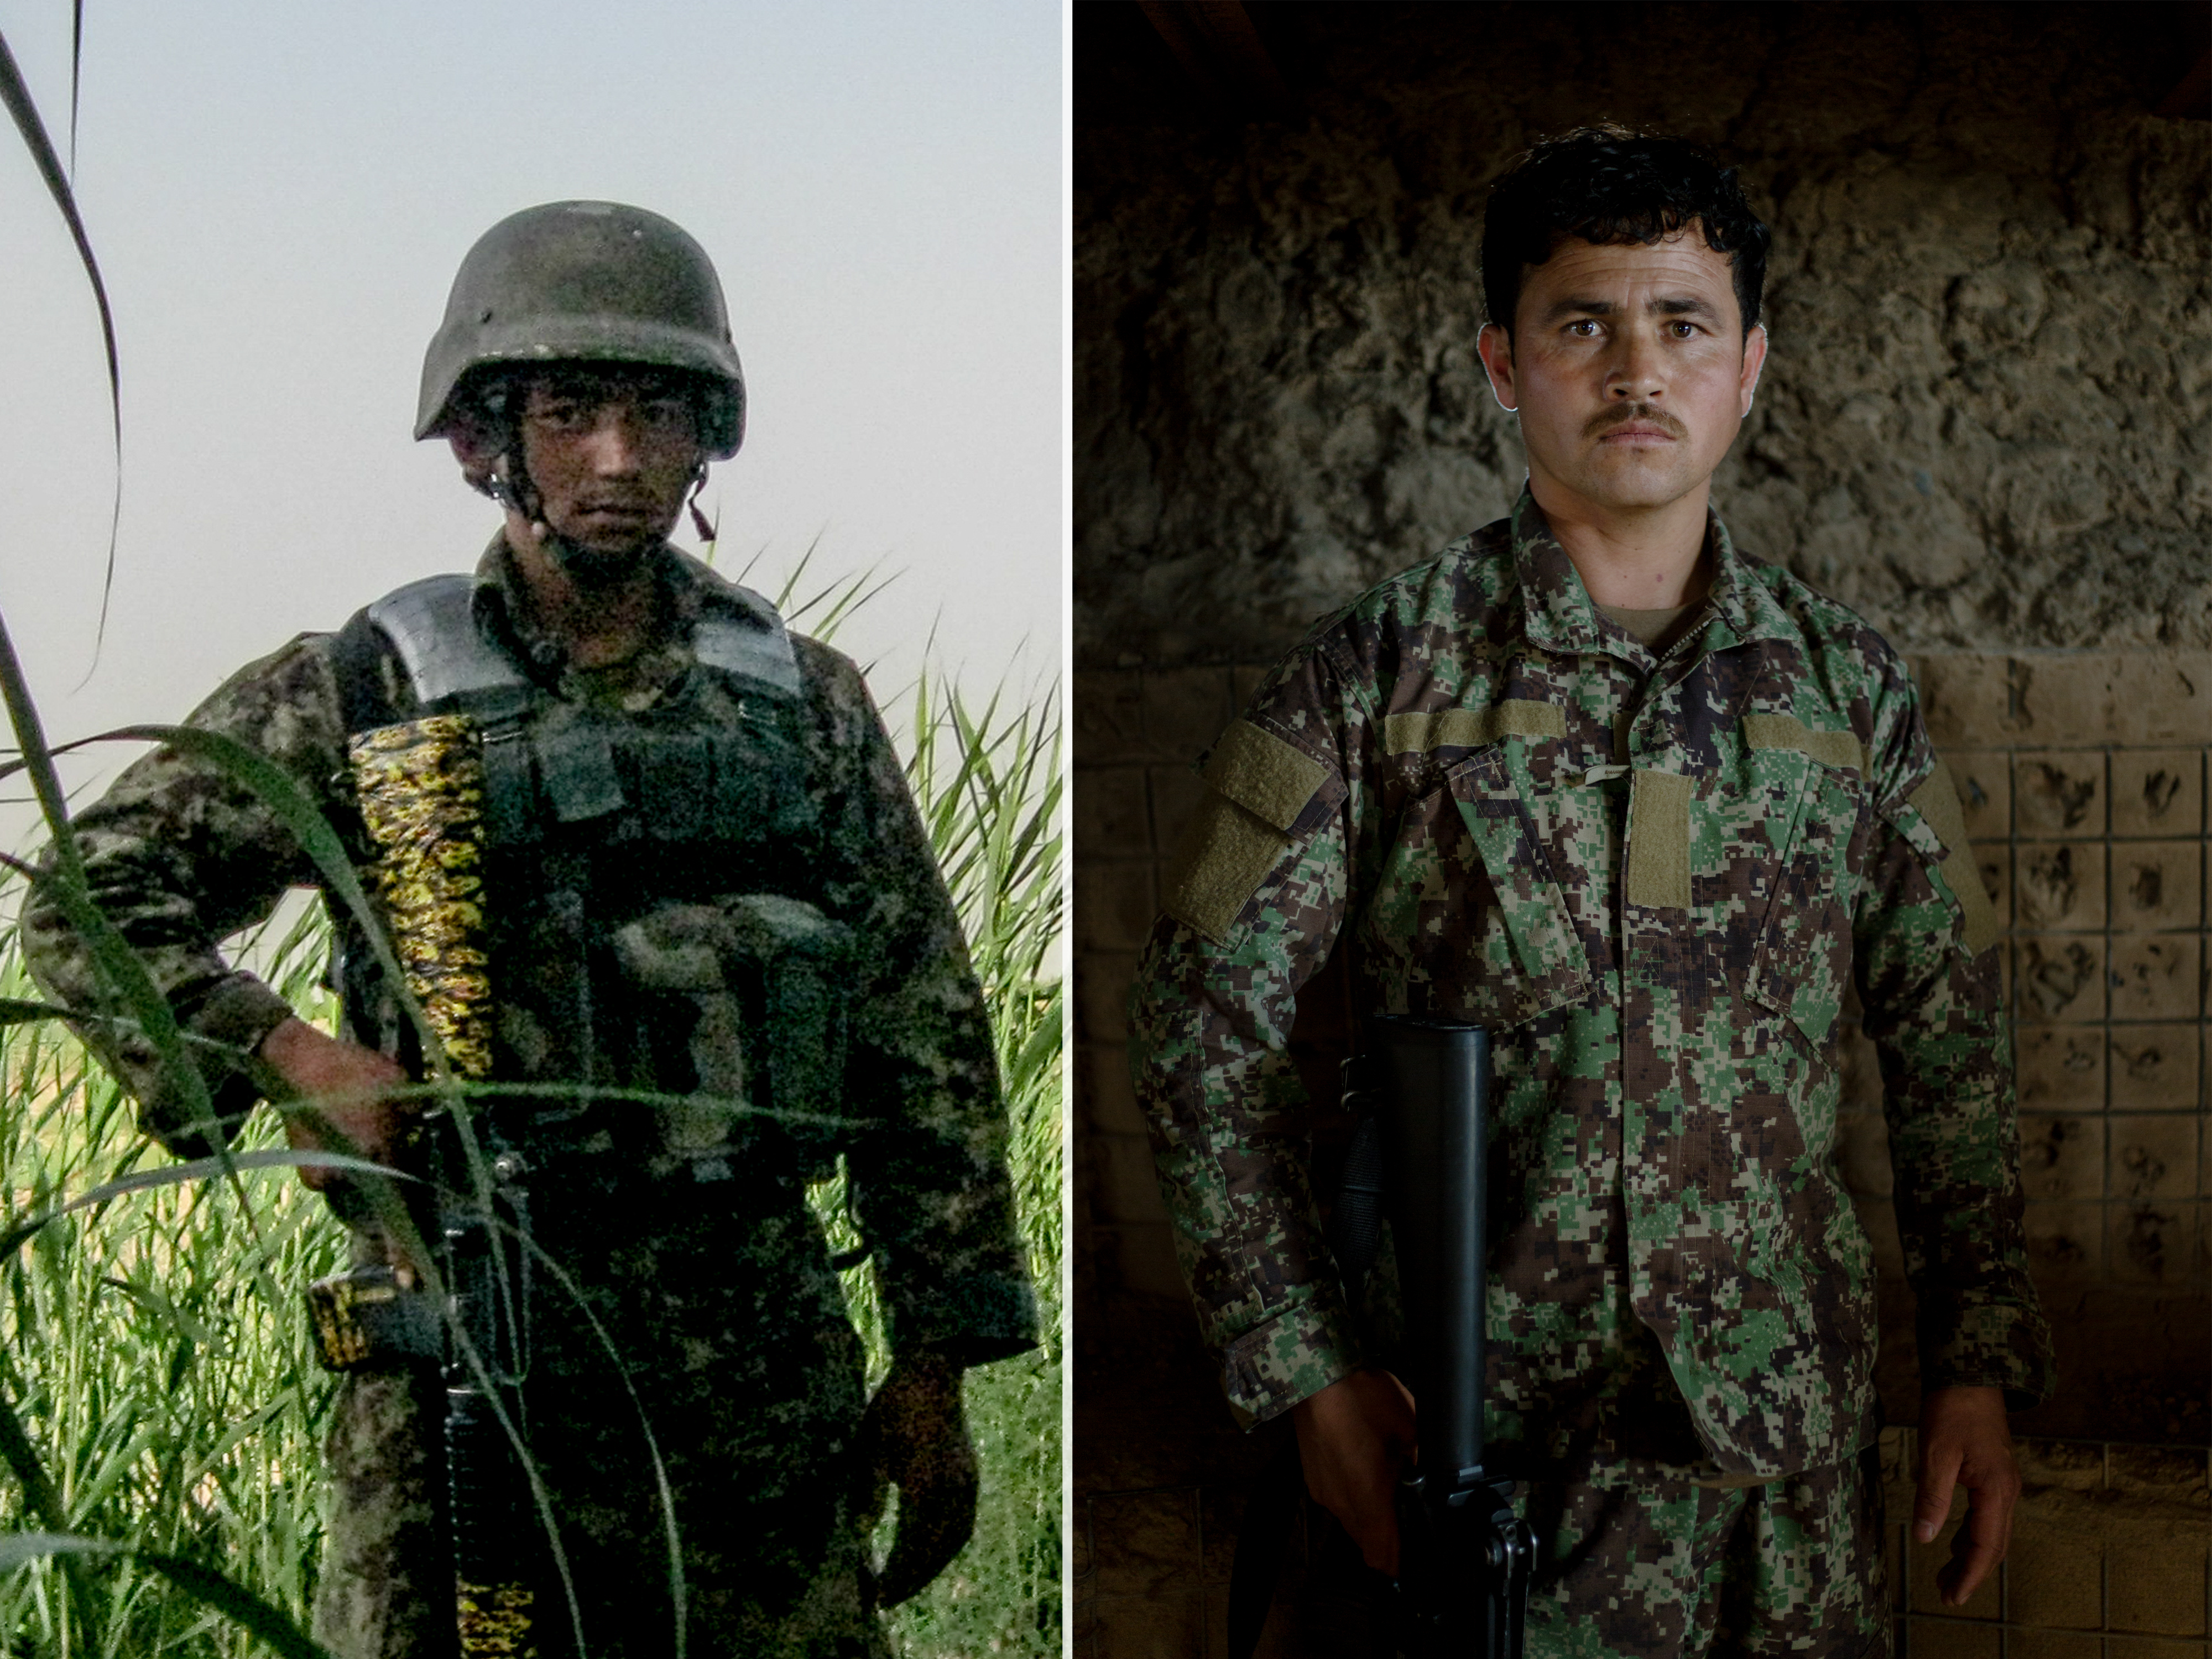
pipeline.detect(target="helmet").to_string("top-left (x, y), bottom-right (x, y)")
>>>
top-left (415, 201), bottom-right (745, 458)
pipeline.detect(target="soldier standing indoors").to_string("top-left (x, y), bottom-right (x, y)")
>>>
top-left (26, 201), bottom-right (1036, 1657)
top-left (1128, 128), bottom-right (2052, 1655)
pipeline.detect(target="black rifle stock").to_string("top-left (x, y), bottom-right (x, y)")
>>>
top-left (1369, 1016), bottom-right (1533, 1659)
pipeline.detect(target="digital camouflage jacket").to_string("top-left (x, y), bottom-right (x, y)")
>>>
top-left (1128, 489), bottom-right (2053, 1481)
top-left (22, 539), bottom-right (1037, 1366)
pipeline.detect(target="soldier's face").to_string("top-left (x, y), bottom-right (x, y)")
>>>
top-left (515, 371), bottom-right (704, 557)
top-left (1476, 231), bottom-right (1767, 519)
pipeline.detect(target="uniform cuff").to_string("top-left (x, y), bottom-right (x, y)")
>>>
top-left (1917, 1296), bottom-right (2058, 1412)
top-left (1217, 1291), bottom-right (1363, 1429)
top-left (137, 973), bottom-right (295, 1158)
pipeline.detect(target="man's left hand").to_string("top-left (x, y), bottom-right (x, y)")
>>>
top-left (860, 1348), bottom-right (978, 1607)
top-left (1913, 1385), bottom-right (2020, 1606)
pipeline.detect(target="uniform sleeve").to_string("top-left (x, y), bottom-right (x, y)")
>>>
top-left (1126, 647), bottom-right (1361, 1429)
top-left (799, 640), bottom-right (1037, 1367)
top-left (19, 634), bottom-right (353, 1157)
top-left (1852, 679), bottom-right (2056, 1411)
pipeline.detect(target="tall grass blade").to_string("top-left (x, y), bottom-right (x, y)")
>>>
top-left (0, 1535), bottom-right (332, 1659)
top-left (67, 0), bottom-right (81, 180)
top-left (0, 25), bottom-right (122, 649)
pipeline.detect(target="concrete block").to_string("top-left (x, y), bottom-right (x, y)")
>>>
top-left (1083, 1042), bottom-right (1150, 1138)
top-left (2113, 841), bottom-right (2205, 933)
top-left (1077, 951), bottom-right (1141, 1045)
top-left (1855, 1196), bottom-right (1906, 1280)
top-left (1149, 763), bottom-right (1211, 869)
top-left (1094, 1588), bottom-right (1204, 1657)
top-left (1077, 862), bottom-right (1159, 952)
top-left (1078, 766), bottom-right (1155, 861)
top-left (1092, 1223), bottom-right (1190, 1301)
top-left (1143, 668), bottom-right (1235, 764)
top-left (2107, 1531), bottom-right (2208, 1636)
top-left (2114, 750), bottom-right (2205, 839)
top-left (2017, 1027), bottom-right (2106, 1114)
top-left (2109, 1201), bottom-right (2197, 1287)
top-left (2019, 1114), bottom-right (2106, 1202)
top-left (1917, 655), bottom-right (2020, 749)
top-left (2111, 1114), bottom-right (2201, 1201)
top-left (2113, 652), bottom-right (2212, 744)
top-left (2111, 935), bottom-right (2202, 1023)
top-left (1089, 1487), bottom-right (1202, 1599)
top-left (1971, 842), bottom-right (2011, 926)
top-left (2016, 752), bottom-right (2108, 837)
top-left (1078, 671), bottom-right (1150, 765)
top-left (2024, 1200), bottom-right (2107, 1282)
top-left (1090, 1131), bottom-right (1170, 1225)
top-left (2016, 936), bottom-right (2109, 1025)
top-left (2016, 841), bottom-right (2106, 932)
top-left (2004, 1633), bottom-right (2104, 1659)
top-left (2006, 1528), bottom-right (2105, 1629)
top-left (2014, 653), bottom-right (2120, 745)
top-left (1944, 749), bottom-right (2011, 844)
top-left (1901, 1614), bottom-right (2000, 1654)
top-left (2104, 1638), bottom-right (2212, 1659)
top-left (1838, 1109), bottom-right (1896, 1198)
top-left (2111, 1025), bottom-right (2201, 1112)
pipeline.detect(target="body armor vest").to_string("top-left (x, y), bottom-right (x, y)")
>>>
top-left (330, 566), bottom-right (851, 1182)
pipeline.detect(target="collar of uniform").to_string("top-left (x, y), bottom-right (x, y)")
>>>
top-left (1509, 484), bottom-right (1800, 660)
top-left (468, 535), bottom-right (706, 706)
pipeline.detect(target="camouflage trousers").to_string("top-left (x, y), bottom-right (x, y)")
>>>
top-left (309, 1172), bottom-right (892, 1659)
top-left (1289, 1445), bottom-right (1890, 1658)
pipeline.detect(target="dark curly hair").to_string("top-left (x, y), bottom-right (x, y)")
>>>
top-left (1481, 124), bottom-right (1771, 340)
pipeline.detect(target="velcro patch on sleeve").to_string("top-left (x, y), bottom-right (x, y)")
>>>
top-left (1203, 719), bottom-right (1327, 832)
top-left (1625, 767), bottom-right (1694, 910)
top-left (1163, 720), bottom-right (1330, 943)
top-left (1743, 712), bottom-right (1867, 773)
top-left (1908, 758), bottom-right (2002, 957)
top-left (1382, 699), bottom-right (1567, 755)
top-left (1165, 792), bottom-right (1293, 944)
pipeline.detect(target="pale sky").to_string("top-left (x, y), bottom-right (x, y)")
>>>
top-left (0, 0), bottom-right (1062, 843)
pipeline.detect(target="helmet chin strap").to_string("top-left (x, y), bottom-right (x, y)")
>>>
top-left (484, 448), bottom-right (643, 586)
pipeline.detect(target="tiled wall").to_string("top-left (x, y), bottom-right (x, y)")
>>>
top-left (1073, 654), bottom-right (2212, 1657)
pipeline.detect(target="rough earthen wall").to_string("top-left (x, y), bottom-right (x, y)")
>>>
top-left (1077, 2), bottom-right (2211, 670)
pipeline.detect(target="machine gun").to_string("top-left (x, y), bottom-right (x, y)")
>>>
top-left (1365, 1016), bottom-right (1535, 1659)
top-left (304, 1108), bottom-right (545, 1657)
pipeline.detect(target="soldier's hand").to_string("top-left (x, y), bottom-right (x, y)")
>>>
top-left (260, 1018), bottom-right (411, 1191)
top-left (1914, 1384), bottom-right (2020, 1607)
top-left (860, 1347), bottom-right (978, 1607)
top-left (1291, 1368), bottom-right (1417, 1578)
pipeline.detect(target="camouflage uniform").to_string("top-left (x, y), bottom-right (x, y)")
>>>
top-left (1128, 490), bottom-right (2053, 1652)
top-left (25, 539), bottom-right (1037, 1658)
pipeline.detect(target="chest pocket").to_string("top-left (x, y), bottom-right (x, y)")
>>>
top-left (1738, 714), bottom-right (1867, 1048)
top-left (1366, 724), bottom-right (1593, 1029)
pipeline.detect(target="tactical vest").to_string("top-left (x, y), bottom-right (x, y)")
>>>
top-left (328, 565), bottom-right (852, 1182)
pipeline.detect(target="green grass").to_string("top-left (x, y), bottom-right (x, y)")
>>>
top-left (0, 645), bottom-right (1062, 1657)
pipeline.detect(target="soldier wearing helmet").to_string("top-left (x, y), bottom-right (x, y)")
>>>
top-left (24, 201), bottom-right (1037, 1657)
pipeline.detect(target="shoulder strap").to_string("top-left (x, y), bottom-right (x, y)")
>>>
top-left (672, 552), bottom-right (804, 698)
top-left (364, 575), bottom-right (532, 713)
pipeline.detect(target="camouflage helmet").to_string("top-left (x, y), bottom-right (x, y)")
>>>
top-left (416, 200), bottom-right (745, 458)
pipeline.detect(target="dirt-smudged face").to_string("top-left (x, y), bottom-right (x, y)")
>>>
top-left (1477, 229), bottom-right (1767, 522)
top-left (514, 369), bottom-right (704, 559)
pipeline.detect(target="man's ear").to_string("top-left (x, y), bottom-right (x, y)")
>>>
top-left (1739, 323), bottom-right (1770, 415)
top-left (445, 412), bottom-right (506, 497)
top-left (1475, 321), bottom-right (1518, 414)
